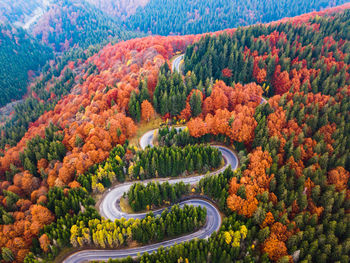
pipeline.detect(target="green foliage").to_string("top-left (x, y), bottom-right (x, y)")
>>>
top-left (128, 181), bottom-right (190, 212)
top-left (45, 187), bottom-right (95, 217)
top-left (189, 91), bottom-right (202, 117)
top-left (0, 206), bottom-right (14, 225)
top-left (31, 0), bottom-right (144, 52)
top-left (0, 23), bottom-right (52, 107)
top-left (3, 190), bottom-right (20, 211)
top-left (132, 144), bottom-right (222, 179)
top-left (1, 247), bottom-right (14, 262)
top-left (125, 0), bottom-right (346, 35)
top-left (99, 213), bottom-right (260, 263)
top-left (158, 126), bottom-right (231, 147)
top-left (198, 167), bottom-right (236, 212)
top-left (19, 124), bottom-right (66, 177)
top-left (77, 144), bottom-right (129, 193)
top-left (184, 11), bottom-right (350, 96)
top-left (71, 204), bottom-right (206, 248)
top-left (153, 65), bottom-right (187, 116)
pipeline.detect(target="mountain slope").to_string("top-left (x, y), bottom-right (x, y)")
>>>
top-left (0, 4), bottom-right (349, 263)
top-left (0, 0), bottom-right (51, 27)
top-left (85, 0), bottom-right (149, 19)
top-left (0, 23), bottom-right (52, 107)
top-left (29, 0), bottom-right (142, 52)
top-left (124, 0), bottom-right (348, 35)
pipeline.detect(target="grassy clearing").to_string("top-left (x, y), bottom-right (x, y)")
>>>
top-left (53, 247), bottom-right (77, 263)
top-left (169, 53), bottom-right (182, 64)
top-left (129, 117), bottom-right (162, 147)
top-left (120, 197), bottom-right (134, 214)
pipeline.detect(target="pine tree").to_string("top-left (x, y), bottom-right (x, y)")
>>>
top-left (190, 91), bottom-right (202, 117)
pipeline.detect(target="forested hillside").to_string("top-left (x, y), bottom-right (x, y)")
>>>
top-left (0, 23), bottom-right (52, 107)
top-left (0, 0), bottom-right (50, 26)
top-left (0, 4), bottom-right (349, 263)
top-left (29, 0), bottom-right (142, 52)
top-left (125, 0), bottom-right (348, 35)
top-left (181, 9), bottom-right (350, 262)
top-left (0, 0), bottom-right (143, 109)
top-left (85, 0), bottom-right (149, 19)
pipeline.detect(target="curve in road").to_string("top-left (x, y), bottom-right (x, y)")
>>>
top-left (63, 128), bottom-right (238, 263)
top-left (172, 54), bottom-right (184, 73)
top-left (63, 55), bottom-right (239, 263)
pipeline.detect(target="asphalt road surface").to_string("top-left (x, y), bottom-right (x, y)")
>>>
top-left (172, 54), bottom-right (184, 73)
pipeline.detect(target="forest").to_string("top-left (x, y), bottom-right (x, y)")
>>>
top-left (131, 144), bottom-right (222, 179)
top-left (29, 0), bottom-right (143, 52)
top-left (0, 4), bottom-right (349, 263)
top-left (125, 0), bottom-right (348, 35)
top-left (0, 0), bottom-right (347, 110)
top-left (70, 204), bottom-right (206, 248)
top-left (0, 0), bottom-right (144, 111)
top-left (127, 181), bottom-right (190, 211)
top-left (0, 23), bottom-right (52, 107)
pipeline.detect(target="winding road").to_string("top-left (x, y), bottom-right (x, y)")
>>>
top-left (63, 128), bottom-right (238, 263)
top-left (63, 54), bottom-right (240, 262)
top-left (172, 54), bottom-right (184, 73)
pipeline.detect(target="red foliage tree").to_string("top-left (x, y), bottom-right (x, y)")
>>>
top-left (273, 65), bottom-right (291, 95)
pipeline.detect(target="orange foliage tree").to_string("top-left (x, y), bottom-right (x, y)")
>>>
top-left (228, 147), bottom-right (273, 217)
top-left (188, 81), bottom-right (261, 145)
top-left (328, 166), bottom-right (349, 192)
top-left (141, 100), bottom-right (155, 122)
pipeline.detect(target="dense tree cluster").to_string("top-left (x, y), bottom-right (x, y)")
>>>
top-left (153, 64), bottom-right (187, 117)
top-left (0, 23), bottom-right (52, 107)
top-left (153, 63), bottom-right (214, 120)
top-left (1, 6), bottom-right (350, 263)
top-left (186, 81), bottom-right (262, 145)
top-left (184, 11), bottom-right (350, 98)
top-left (127, 181), bottom-right (190, 211)
top-left (19, 124), bottom-right (66, 178)
top-left (125, 0), bottom-right (347, 36)
top-left (157, 126), bottom-right (233, 147)
top-left (77, 144), bottom-right (130, 193)
top-left (70, 204), bottom-right (206, 248)
top-left (131, 144), bottom-right (222, 179)
top-left (157, 126), bottom-right (194, 147)
top-left (97, 213), bottom-right (259, 263)
top-left (30, 0), bottom-right (142, 52)
top-left (128, 79), bottom-right (152, 122)
top-left (198, 167), bottom-right (235, 211)
top-left (27, 187), bottom-right (100, 262)
top-left (1, 30), bottom-right (199, 262)
top-left (132, 204), bottom-right (207, 244)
